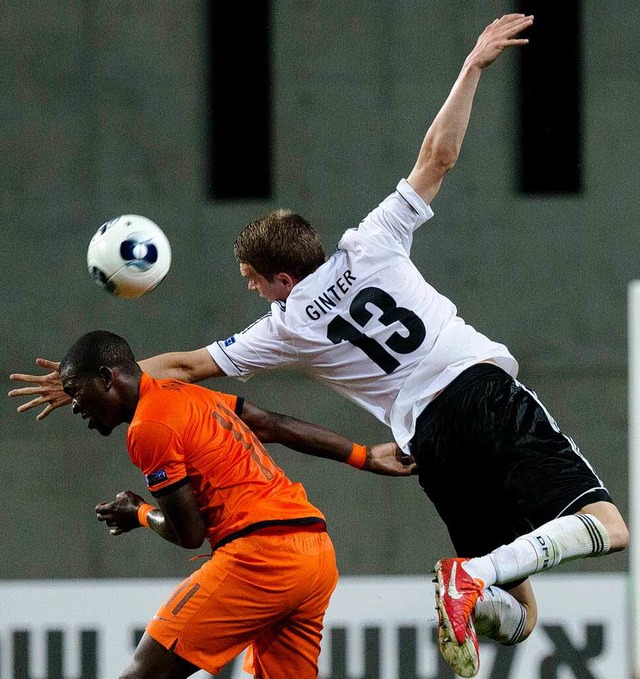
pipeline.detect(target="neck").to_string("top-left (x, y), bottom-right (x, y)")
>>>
top-left (121, 371), bottom-right (143, 423)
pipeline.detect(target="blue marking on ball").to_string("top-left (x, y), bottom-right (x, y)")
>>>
top-left (120, 235), bottom-right (159, 271)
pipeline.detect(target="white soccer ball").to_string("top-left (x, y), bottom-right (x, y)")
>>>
top-left (87, 215), bottom-right (172, 299)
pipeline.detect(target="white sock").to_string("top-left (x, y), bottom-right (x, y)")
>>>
top-left (474, 586), bottom-right (527, 645)
top-left (463, 514), bottom-right (610, 586)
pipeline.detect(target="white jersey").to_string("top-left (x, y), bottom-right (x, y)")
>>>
top-left (208, 179), bottom-right (518, 451)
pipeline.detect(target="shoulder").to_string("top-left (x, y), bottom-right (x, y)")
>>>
top-left (133, 378), bottom-right (196, 432)
top-left (138, 376), bottom-right (190, 409)
top-left (127, 418), bottom-right (182, 468)
top-left (366, 180), bottom-right (434, 230)
top-left (395, 179), bottom-right (434, 220)
top-left (340, 180), bottom-right (434, 253)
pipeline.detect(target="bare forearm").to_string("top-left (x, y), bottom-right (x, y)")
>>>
top-left (418, 63), bottom-right (482, 172)
top-left (139, 354), bottom-right (193, 381)
top-left (137, 502), bottom-right (204, 549)
top-left (142, 508), bottom-right (181, 544)
top-left (407, 63), bottom-right (482, 200)
top-left (260, 413), bottom-right (356, 462)
top-left (139, 348), bottom-right (223, 383)
top-left (244, 405), bottom-right (355, 462)
top-left (239, 402), bottom-right (416, 476)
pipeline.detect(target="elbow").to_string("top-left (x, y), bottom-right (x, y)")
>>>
top-left (179, 359), bottom-right (203, 384)
top-left (411, 148), bottom-right (458, 191)
top-left (176, 522), bottom-right (207, 549)
top-left (181, 369), bottom-right (200, 385)
top-left (179, 531), bottom-right (206, 550)
top-left (430, 145), bottom-right (459, 174)
top-left (241, 406), bottom-right (279, 443)
top-left (179, 349), bottom-right (220, 384)
top-left (254, 413), bottom-right (280, 443)
top-left (424, 133), bottom-right (460, 174)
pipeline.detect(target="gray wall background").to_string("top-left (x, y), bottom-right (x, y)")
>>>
top-left (1, 1), bottom-right (637, 579)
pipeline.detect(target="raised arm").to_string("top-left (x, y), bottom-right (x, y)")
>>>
top-left (240, 400), bottom-right (416, 476)
top-left (9, 347), bottom-right (224, 420)
top-left (407, 13), bottom-right (533, 204)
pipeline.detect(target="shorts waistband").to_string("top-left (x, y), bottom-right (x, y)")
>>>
top-left (417, 362), bottom-right (511, 424)
top-left (251, 522), bottom-right (327, 538)
top-left (211, 518), bottom-right (327, 552)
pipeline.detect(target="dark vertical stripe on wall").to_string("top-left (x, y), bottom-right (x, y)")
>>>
top-left (517, 1), bottom-right (582, 194)
top-left (207, 1), bottom-right (272, 200)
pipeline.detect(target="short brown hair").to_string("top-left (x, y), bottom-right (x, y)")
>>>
top-left (234, 209), bottom-right (326, 281)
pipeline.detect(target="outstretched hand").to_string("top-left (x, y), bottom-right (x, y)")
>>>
top-left (8, 358), bottom-right (71, 420)
top-left (365, 442), bottom-right (417, 476)
top-left (465, 13), bottom-right (534, 71)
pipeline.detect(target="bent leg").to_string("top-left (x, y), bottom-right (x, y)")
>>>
top-left (120, 633), bottom-right (200, 679)
top-left (463, 502), bottom-right (626, 588)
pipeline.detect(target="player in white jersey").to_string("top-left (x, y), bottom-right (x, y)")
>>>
top-left (211, 179), bottom-right (518, 452)
top-left (9, 14), bottom-right (629, 678)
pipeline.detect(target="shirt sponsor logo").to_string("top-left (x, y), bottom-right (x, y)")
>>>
top-left (224, 336), bottom-right (236, 346)
top-left (146, 469), bottom-right (168, 486)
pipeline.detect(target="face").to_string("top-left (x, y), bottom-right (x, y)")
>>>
top-left (239, 263), bottom-right (293, 303)
top-left (62, 371), bottom-right (122, 436)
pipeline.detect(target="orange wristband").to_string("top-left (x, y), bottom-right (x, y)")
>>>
top-left (346, 443), bottom-right (367, 469)
top-left (137, 503), bottom-right (155, 528)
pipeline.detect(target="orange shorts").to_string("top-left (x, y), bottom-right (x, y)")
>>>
top-left (146, 525), bottom-right (338, 678)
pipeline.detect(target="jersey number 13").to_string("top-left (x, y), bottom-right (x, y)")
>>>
top-left (327, 287), bottom-right (426, 374)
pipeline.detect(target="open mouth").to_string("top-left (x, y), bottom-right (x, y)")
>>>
top-left (77, 410), bottom-right (95, 429)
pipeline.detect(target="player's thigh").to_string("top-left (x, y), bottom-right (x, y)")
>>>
top-left (247, 531), bottom-right (338, 679)
top-left (120, 632), bottom-right (200, 679)
top-left (146, 548), bottom-right (290, 675)
top-left (248, 616), bottom-right (326, 679)
top-left (501, 579), bottom-right (538, 640)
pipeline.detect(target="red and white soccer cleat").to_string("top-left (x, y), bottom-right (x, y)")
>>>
top-left (434, 557), bottom-right (485, 678)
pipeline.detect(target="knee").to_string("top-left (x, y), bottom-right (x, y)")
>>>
top-left (518, 604), bottom-right (538, 643)
top-left (608, 519), bottom-right (630, 553)
top-left (502, 587), bottom-right (537, 645)
top-left (514, 597), bottom-right (538, 644)
top-left (607, 506), bottom-right (631, 552)
top-left (580, 503), bottom-right (630, 553)
top-left (119, 670), bottom-right (154, 679)
top-left (118, 662), bottom-right (145, 679)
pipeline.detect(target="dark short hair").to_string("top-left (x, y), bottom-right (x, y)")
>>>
top-left (60, 330), bottom-right (138, 378)
top-left (234, 209), bottom-right (326, 281)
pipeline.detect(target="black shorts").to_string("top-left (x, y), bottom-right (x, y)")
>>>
top-left (411, 363), bottom-right (612, 558)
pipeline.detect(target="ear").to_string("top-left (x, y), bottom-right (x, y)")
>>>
top-left (98, 366), bottom-right (114, 390)
top-left (276, 272), bottom-right (298, 292)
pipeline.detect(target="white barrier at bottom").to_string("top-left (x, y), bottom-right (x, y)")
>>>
top-left (0, 573), bottom-right (628, 678)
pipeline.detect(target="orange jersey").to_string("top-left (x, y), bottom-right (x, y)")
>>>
top-left (127, 374), bottom-right (325, 550)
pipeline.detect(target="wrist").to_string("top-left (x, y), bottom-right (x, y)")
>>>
top-left (460, 57), bottom-right (484, 76)
top-left (346, 443), bottom-right (367, 469)
top-left (137, 502), bottom-right (156, 528)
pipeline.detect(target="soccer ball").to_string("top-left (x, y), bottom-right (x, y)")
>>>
top-left (87, 215), bottom-right (172, 299)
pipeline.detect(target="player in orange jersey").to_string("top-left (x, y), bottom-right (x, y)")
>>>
top-left (58, 330), bottom-right (412, 679)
